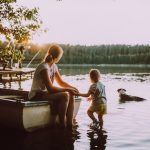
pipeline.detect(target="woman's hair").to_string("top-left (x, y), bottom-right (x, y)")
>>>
top-left (45, 44), bottom-right (63, 63)
top-left (89, 69), bottom-right (101, 82)
top-left (45, 54), bottom-right (53, 63)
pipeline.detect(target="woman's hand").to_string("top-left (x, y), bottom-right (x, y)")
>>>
top-left (72, 87), bottom-right (79, 93)
top-left (87, 96), bottom-right (92, 101)
top-left (66, 88), bottom-right (79, 95)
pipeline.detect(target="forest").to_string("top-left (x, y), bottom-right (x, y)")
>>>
top-left (23, 44), bottom-right (150, 64)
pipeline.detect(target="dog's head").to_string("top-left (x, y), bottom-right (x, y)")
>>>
top-left (117, 88), bottom-right (126, 95)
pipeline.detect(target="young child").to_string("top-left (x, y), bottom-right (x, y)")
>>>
top-left (77, 69), bottom-right (107, 128)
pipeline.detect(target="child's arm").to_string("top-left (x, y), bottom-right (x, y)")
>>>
top-left (77, 90), bottom-right (91, 97)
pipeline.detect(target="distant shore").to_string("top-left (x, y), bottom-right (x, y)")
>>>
top-left (58, 64), bottom-right (150, 68)
top-left (23, 63), bottom-right (150, 68)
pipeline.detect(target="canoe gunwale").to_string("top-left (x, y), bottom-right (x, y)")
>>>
top-left (0, 98), bottom-right (82, 107)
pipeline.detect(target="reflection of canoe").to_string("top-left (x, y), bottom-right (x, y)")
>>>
top-left (0, 88), bottom-right (81, 132)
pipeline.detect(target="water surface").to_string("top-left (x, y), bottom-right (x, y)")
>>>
top-left (0, 65), bottom-right (150, 150)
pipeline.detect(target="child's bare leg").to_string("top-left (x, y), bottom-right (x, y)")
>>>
top-left (98, 114), bottom-right (103, 128)
top-left (87, 110), bottom-right (97, 122)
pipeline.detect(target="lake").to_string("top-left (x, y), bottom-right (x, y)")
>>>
top-left (0, 65), bottom-right (150, 150)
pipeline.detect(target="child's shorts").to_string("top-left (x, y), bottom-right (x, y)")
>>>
top-left (88, 104), bottom-right (107, 115)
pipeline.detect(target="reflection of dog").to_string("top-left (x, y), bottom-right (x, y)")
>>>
top-left (117, 88), bottom-right (145, 102)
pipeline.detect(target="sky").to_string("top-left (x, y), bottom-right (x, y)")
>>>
top-left (18, 0), bottom-right (150, 45)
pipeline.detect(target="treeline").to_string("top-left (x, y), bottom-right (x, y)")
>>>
top-left (24, 44), bottom-right (150, 64)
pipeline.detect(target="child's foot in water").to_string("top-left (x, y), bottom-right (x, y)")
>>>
top-left (89, 120), bottom-right (99, 128)
top-left (97, 121), bottom-right (103, 129)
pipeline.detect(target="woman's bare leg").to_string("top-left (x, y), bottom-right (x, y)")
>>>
top-left (66, 93), bottom-right (74, 127)
top-left (57, 92), bottom-right (69, 127)
top-left (41, 92), bottom-right (69, 127)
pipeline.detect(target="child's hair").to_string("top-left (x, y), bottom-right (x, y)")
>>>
top-left (45, 44), bottom-right (63, 63)
top-left (89, 69), bottom-right (101, 83)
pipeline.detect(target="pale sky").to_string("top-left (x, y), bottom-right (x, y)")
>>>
top-left (18, 0), bottom-right (150, 45)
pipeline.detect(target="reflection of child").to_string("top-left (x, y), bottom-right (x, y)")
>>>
top-left (77, 69), bottom-right (107, 128)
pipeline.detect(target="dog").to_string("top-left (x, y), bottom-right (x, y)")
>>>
top-left (117, 88), bottom-right (145, 102)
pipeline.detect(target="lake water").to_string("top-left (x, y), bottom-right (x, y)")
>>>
top-left (0, 65), bottom-right (150, 150)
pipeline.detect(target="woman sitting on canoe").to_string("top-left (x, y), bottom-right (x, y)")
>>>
top-left (28, 44), bottom-right (78, 128)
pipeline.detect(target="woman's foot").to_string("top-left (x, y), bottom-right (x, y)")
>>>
top-left (66, 122), bottom-right (79, 130)
top-left (58, 124), bottom-right (66, 129)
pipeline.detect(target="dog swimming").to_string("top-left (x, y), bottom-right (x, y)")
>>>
top-left (117, 88), bottom-right (146, 102)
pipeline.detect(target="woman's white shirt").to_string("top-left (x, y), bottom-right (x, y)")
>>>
top-left (28, 62), bottom-right (58, 100)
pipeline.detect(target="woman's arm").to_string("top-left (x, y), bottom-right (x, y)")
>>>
top-left (40, 69), bottom-right (77, 94)
top-left (55, 70), bottom-right (78, 91)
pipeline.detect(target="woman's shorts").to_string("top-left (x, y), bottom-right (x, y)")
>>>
top-left (30, 91), bottom-right (46, 101)
top-left (88, 104), bottom-right (107, 115)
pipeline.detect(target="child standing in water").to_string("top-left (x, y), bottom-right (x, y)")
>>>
top-left (77, 69), bottom-right (107, 128)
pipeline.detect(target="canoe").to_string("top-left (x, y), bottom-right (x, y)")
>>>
top-left (0, 88), bottom-right (81, 132)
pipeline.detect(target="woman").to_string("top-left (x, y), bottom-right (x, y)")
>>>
top-left (28, 44), bottom-right (78, 128)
